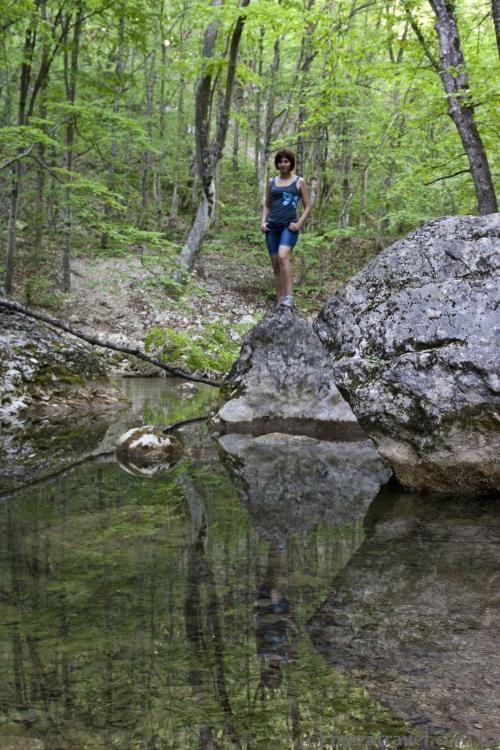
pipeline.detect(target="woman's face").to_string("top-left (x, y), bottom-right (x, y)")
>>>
top-left (277, 157), bottom-right (292, 173)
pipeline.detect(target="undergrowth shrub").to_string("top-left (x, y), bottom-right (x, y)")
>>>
top-left (144, 319), bottom-right (257, 375)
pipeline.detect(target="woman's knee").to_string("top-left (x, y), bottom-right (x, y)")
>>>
top-left (278, 248), bottom-right (291, 265)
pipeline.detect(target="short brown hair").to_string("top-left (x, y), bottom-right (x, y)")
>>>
top-left (274, 148), bottom-right (295, 170)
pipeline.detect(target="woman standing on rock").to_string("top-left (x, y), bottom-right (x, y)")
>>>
top-left (261, 149), bottom-right (311, 307)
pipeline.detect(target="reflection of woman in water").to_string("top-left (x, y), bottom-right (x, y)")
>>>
top-left (254, 543), bottom-right (300, 690)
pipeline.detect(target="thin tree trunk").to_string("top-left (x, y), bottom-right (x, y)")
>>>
top-left (4, 26), bottom-right (36, 294)
top-left (101, 4), bottom-right (125, 249)
top-left (139, 9), bottom-right (158, 228)
top-left (169, 80), bottom-right (185, 221)
top-left (260, 37), bottom-right (280, 191)
top-left (33, 0), bottom-right (49, 254)
top-left (155, 7), bottom-right (167, 225)
top-left (295, 0), bottom-right (317, 177)
top-left (492, 0), bottom-right (500, 62)
top-left (178, 0), bottom-right (251, 274)
top-left (339, 113), bottom-right (352, 228)
top-left (231, 87), bottom-right (241, 177)
top-left (62, 5), bottom-right (83, 292)
top-left (5, 163), bottom-right (21, 295)
top-left (253, 28), bottom-right (264, 205)
top-left (425, 0), bottom-right (497, 214)
top-left (359, 165), bottom-right (369, 229)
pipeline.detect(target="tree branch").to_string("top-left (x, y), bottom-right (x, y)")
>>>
top-left (0, 144), bottom-right (36, 171)
top-left (403, 2), bottom-right (440, 73)
top-left (0, 298), bottom-right (222, 387)
top-left (424, 168), bottom-right (470, 185)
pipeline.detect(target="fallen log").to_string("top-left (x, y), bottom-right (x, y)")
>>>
top-left (0, 297), bottom-right (222, 387)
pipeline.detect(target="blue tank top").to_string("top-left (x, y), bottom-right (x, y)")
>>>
top-left (268, 176), bottom-right (301, 227)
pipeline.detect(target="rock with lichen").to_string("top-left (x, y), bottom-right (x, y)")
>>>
top-left (210, 307), bottom-right (363, 440)
top-left (314, 214), bottom-right (500, 494)
top-left (0, 309), bottom-right (127, 433)
top-left (0, 309), bottom-right (129, 493)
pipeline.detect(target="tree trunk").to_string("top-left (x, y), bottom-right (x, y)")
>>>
top-left (0, 297), bottom-right (222, 386)
top-left (5, 163), bottom-right (21, 295)
top-left (260, 37), bottom-right (280, 190)
top-left (295, 0), bottom-right (317, 177)
top-left (169, 78), bottom-right (186, 222)
top-left (33, 0), bottom-right (49, 254)
top-left (155, 4), bottom-right (167, 226)
top-left (339, 113), bottom-right (352, 228)
top-left (179, 186), bottom-right (214, 272)
top-left (62, 5), bottom-right (83, 293)
top-left (492, 0), bottom-right (500, 62)
top-left (253, 28), bottom-right (264, 205)
top-left (4, 25), bottom-right (36, 294)
top-left (178, 0), bottom-right (251, 274)
top-left (101, 4), bottom-right (125, 249)
top-left (359, 165), bottom-right (369, 229)
top-left (139, 8), bottom-right (158, 229)
top-left (428, 0), bottom-right (497, 214)
top-left (231, 86), bottom-right (241, 177)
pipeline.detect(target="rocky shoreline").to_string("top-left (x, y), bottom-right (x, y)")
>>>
top-left (0, 309), bottom-right (129, 492)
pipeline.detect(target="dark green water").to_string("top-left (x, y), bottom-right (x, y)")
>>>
top-left (0, 380), bottom-right (498, 749)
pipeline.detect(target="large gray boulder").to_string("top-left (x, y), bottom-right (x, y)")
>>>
top-left (210, 307), bottom-right (363, 440)
top-left (314, 214), bottom-right (500, 494)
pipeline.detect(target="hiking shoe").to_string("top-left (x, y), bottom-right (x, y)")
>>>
top-left (279, 295), bottom-right (294, 308)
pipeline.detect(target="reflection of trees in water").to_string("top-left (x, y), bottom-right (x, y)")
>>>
top-left (254, 544), bottom-right (299, 692)
top-left (253, 542), bottom-right (303, 748)
top-left (0, 461), bottom-right (406, 748)
top-left (183, 477), bottom-right (242, 749)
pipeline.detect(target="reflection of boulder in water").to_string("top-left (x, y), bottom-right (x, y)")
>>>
top-left (216, 433), bottom-right (392, 540)
top-left (308, 493), bottom-right (500, 744)
top-left (115, 456), bottom-right (177, 478)
top-left (116, 426), bottom-right (183, 477)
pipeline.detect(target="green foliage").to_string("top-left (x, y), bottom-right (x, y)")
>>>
top-left (0, 125), bottom-right (60, 164)
top-left (24, 276), bottom-right (65, 309)
top-left (0, 0), bottom-right (498, 296)
top-left (145, 319), bottom-right (255, 375)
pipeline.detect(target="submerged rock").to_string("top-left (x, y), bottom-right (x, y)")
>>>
top-left (216, 432), bottom-right (391, 540)
top-left (308, 493), bottom-right (500, 744)
top-left (210, 307), bottom-right (363, 440)
top-left (315, 214), bottom-right (500, 494)
top-left (116, 426), bottom-right (183, 472)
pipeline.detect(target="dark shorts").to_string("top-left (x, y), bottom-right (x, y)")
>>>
top-left (265, 225), bottom-right (299, 256)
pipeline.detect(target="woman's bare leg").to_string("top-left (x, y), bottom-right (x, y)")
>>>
top-left (278, 246), bottom-right (293, 298)
top-left (270, 255), bottom-right (282, 302)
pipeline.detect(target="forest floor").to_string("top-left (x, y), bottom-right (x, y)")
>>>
top-left (60, 236), bottom-right (377, 327)
top-left (11, 231), bottom-right (381, 376)
top-left (59, 245), bottom-right (271, 344)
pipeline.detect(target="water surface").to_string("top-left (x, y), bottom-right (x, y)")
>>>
top-left (0, 379), bottom-right (498, 749)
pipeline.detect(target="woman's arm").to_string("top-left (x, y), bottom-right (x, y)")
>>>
top-left (261, 180), bottom-right (272, 232)
top-left (289, 177), bottom-right (311, 231)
